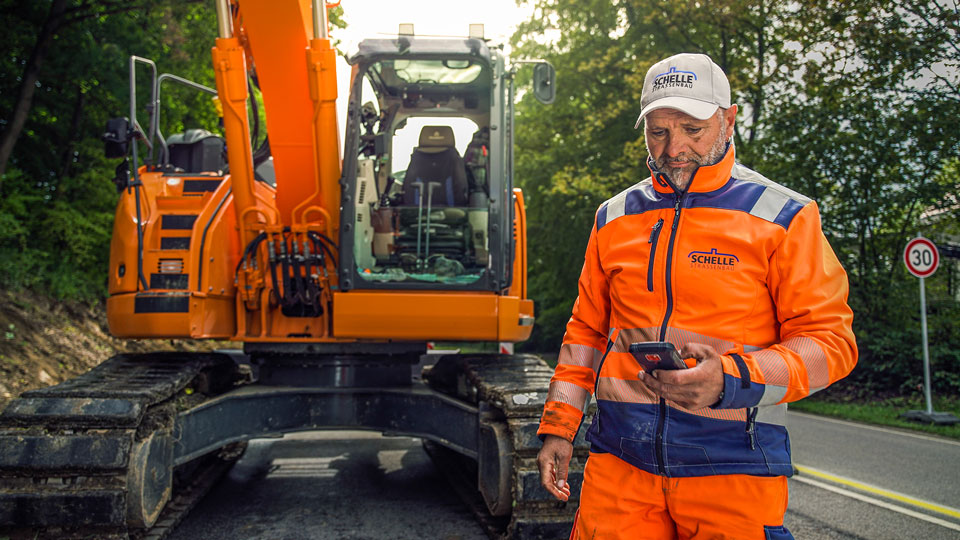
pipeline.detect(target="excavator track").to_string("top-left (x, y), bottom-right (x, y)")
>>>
top-left (0, 352), bottom-right (241, 540)
top-left (424, 353), bottom-right (594, 540)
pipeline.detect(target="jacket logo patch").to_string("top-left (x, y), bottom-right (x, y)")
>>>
top-left (688, 248), bottom-right (739, 271)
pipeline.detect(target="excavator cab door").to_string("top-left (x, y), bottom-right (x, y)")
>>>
top-left (340, 38), bottom-right (506, 292)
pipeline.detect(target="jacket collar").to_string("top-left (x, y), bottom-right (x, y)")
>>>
top-left (646, 143), bottom-right (735, 195)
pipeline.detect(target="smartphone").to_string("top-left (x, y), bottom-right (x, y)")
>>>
top-left (628, 342), bottom-right (687, 373)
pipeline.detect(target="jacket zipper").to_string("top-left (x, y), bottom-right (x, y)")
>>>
top-left (592, 330), bottom-right (618, 395)
top-left (659, 193), bottom-right (684, 340)
top-left (654, 400), bottom-right (668, 474)
top-left (746, 407), bottom-right (759, 450)
top-left (654, 185), bottom-right (685, 475)
top-left (647, 219), bottom-right (663, 292)
top-left (591, 329), bottom-right (619, 436)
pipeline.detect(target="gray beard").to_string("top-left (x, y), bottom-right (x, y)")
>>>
top-left (655, 133), bottom-right (730, 190)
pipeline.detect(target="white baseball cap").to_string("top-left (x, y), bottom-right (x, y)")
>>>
top-left (634, 53), bottom-right (731, 129)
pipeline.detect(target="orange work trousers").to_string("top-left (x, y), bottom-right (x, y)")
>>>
top-left (571, 452), bottom-right (793, 540)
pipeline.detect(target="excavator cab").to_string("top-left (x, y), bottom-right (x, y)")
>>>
top-left (340, 38), bottom-right (509, 290)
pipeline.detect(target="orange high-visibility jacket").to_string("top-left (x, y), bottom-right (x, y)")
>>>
top-left (538, 146), bottom-right (857, 477)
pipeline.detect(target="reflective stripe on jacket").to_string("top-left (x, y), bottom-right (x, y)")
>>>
top-left (538, 145), bottom-right (857, 477)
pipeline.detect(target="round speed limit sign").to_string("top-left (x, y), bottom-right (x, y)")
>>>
top-left (904, 237), bottom-right (939, 278)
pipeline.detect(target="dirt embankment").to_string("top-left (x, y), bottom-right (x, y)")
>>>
top-left (0, 289), bottom-right (230, 411)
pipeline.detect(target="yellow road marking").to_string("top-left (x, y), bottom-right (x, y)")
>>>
top-left (795, 465), bottom-right (960, 520)
top-left (793, 476), bottom-right (960, 532)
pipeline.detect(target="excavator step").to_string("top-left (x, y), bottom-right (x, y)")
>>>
top-left (511, 516), bottom-right (580, 540)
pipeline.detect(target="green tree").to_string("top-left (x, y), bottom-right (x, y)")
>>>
top-left (0, 1), bottom-right (222, 299)
top-left (755, 1), bottom-right (960, 394)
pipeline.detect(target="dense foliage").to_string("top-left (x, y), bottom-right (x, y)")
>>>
top-left (0, 0), bottom-right (223, 299)
top-left (511, 0), bottom-right (960, 396)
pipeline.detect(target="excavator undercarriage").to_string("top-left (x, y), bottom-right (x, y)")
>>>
top-left (0, 350), bottom-right (590, 539)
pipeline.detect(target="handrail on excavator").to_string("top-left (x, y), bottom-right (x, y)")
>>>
top-left (127, 56), bottom-right (156, 157)
top-left (153, 74), bottom-right (218, 167)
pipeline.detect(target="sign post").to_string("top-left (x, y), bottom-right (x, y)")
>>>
top-left (901, 236), bottom-right (958, 425)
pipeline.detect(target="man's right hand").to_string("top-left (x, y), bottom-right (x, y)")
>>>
top-left (537, 434), bottom-right (573, 501)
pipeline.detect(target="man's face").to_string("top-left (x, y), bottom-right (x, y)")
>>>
top-left (644, 105), bottom-right (737, 189)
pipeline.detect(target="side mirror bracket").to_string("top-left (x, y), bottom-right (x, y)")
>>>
top-left (112, 158), bottom-right (131, 193)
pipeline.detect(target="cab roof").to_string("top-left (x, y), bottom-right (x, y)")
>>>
top-left (349, 37), bottom-right (492, 65)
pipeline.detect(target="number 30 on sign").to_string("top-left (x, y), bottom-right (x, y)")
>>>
top-left (904, 237), bottom-right (939, 278)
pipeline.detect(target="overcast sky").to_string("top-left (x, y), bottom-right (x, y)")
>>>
top-left (330, 1), bottom-right (536, 167)
top-left (333, 0), bottom-right (534, 56)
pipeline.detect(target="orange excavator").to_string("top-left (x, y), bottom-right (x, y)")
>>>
top-left (0, 1), bottom-right (591, 538)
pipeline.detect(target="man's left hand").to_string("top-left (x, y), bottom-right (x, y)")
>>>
top-left (638, 342), bottom-right (725, 409)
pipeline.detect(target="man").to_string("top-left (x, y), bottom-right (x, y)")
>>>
top-left (536, 53), bottom-right (857, 539)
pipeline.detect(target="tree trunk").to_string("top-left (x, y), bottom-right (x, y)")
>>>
top-left (0, 0), bottom-right (69, 181)
top-left (56, 83), bottom-right (86, 188)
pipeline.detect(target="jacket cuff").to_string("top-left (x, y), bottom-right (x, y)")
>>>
top-left (537, 423), bottom-right (576, 443)
top-left (537, 401), bottom-right (583, 443)
top-left (710, 355), bottom-right (764, 409)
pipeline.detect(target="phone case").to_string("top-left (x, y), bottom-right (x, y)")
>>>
top-left (628, 342), bottom-right (687, 372)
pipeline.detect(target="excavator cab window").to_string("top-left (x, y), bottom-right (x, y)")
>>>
top-left (350, 55), bottom-right (492, 285)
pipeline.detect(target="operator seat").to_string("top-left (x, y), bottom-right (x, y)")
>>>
top-left (402, 125), bottom-right (469, 207)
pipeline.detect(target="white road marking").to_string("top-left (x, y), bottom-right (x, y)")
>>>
top-left (792, 475), bottom-right (960, 532)
top-left (268, 456), bottom-right (339, 478)
top-left (796, 465), bottom-right (960, 519)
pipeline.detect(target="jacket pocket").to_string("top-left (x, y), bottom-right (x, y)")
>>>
top-left (763, 525), bottom-right (793, 540)
top-left (619, 437), bottom-right (657, 468)
top-left (647, 218), bottom-right (664, 292)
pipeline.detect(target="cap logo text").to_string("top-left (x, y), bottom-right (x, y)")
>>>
top-left (653, 66), bottom-right (697, 91)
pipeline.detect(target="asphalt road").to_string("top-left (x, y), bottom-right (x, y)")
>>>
top-left (789, 411), bottom-right (960, 507)
top-left (169, 413), bottom-right (960, 539)
top-left (785, 411), bottom-right (960, 540)
top-left (168, 431), bottom-right (486, 540)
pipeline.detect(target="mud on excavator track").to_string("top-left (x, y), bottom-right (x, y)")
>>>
top-left (424, 353), bottom-right (593, 539)
top-left (0, 352), bottom-right (245, 539)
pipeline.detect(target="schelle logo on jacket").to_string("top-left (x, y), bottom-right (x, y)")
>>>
top-left (538, 145), bottom-right (857, 478)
